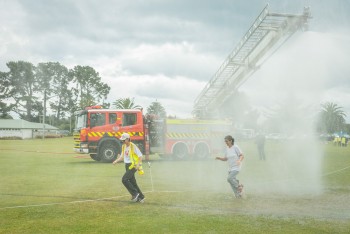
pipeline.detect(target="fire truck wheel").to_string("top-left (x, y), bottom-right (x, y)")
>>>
top-left (90, 154), bottom-right (101, 161)
top-left (194, 144), bottom-right (209, 160)
top-left (99, 143), bottom-right (118, 163)
top-left (172, 143), bottom-right (188, 160)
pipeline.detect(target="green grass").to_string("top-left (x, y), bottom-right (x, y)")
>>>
top-left (1, 138), bottom-right (350, 233)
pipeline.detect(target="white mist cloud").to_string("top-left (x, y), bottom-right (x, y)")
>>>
top-left (241, 30), bottom-right (350, 122)
top-left (237, 30), bottom-right (350, 196)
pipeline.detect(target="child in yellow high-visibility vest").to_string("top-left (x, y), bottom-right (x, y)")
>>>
top-left (341, 137), bottom-right (346, 147)
top-left (113, 133), bottom-right (145, 203)
top-left (334, 136), bottom-right (341, 146)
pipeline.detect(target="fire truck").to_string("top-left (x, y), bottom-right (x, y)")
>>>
top-left (73, 106), bottom-right (232, 162)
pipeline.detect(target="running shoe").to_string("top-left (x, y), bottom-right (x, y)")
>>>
top-left (131, 193), bottom-right (140, 202)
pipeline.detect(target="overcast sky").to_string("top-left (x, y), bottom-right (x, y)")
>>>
top-left (1, 0), bottom-right (350, 122)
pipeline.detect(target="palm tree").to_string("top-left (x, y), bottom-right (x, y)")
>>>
top-left (319, 102), bottom-right (346, 134)
top-left (113, 97), bottom-right (142, 109)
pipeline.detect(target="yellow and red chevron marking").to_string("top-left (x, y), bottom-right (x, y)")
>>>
top-left (88, 132), bottom-right (105, 137)
top-left (87, 131), bottom-right (144, 138)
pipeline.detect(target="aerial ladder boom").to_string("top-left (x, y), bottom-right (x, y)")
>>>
top-left (193, 5), bottom-right (311, 118)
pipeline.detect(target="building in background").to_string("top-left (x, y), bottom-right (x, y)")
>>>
top-left (0, 119), bottom-right (58, 139)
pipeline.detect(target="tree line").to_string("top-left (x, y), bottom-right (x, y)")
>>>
top-left (0, 61), bottom-right (110, 123)
top-left (0, 61), bottom-right (167, 131)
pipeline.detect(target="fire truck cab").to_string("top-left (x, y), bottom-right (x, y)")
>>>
top-left (74, 106), bottom-right (149, 162)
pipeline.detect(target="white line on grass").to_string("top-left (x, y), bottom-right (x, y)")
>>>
top-left (0, 190), bottom-right (186, 210)
top-left (0, 194), bottom-right (130, 210)
top-left (322, 165), bottom-right (350, 176)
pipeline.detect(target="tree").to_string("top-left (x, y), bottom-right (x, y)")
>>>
top-left (113, 97), bottom-right (142, 109)
top-left (70, 65), bottom-right (110, 109)
top-left (263, 95), bottom-right (315, 135)
top-left (6, 61), bottom-right (39, 121)
top-left (0, 102), bottom-right (13, 119)
top-left (219, 91), bottom-right (254, 129)
top-left (318, 102), bottom-right (347, 134)
top-left (243, 109), bottom-right (260, 130)
top-left (37, 62), bottom-right (73, 121)
top-left (1, 61), bottom-right (112, 124)
top-left (36, 62), bottom-right (56, 125)
top-left (0, 71), bottom-right (15, 118)
top-left (147, 100), bottom-right (166, 118)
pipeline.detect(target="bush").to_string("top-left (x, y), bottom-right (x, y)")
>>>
top-left (0, 136), bottom-right (23, 140)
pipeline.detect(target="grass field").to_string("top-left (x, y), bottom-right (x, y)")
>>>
top-left (1, 137), bottom-right (350, 233)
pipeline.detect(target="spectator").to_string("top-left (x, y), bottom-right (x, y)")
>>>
top-left (255, 133), bottom-right (266, 160)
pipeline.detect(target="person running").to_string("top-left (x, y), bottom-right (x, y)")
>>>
top-left (216, 135), bottom-right (244, 198)
top-left (113, 133), bottom-right (145, 203)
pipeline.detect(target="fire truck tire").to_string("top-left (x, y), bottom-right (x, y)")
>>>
top-left (194, 144), bottom-right (209, 160)
top-left (172, 143), bottom-right (188, 160)
top-left (99, 143), bottom-right (118, 163)
top-left (90, 153), bottom-right (101, 161)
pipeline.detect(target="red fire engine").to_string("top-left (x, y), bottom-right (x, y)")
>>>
top-left (73, 106), bottom-right (232, 162)
top-left (149, 118), bottom-right (232, 160)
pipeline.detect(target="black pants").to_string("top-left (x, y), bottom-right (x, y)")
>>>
top-left (258, 146), bottom-right (266, 160)
top-left (122, 163), bottom-right (144, 199)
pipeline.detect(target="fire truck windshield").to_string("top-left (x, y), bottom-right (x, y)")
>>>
top-left (75, 113), bottom-right (87, 130)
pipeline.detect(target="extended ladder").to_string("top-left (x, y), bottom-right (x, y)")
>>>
top-left (193, 5), bottom-right (311, 118)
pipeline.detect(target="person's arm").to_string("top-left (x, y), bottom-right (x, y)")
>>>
top-left (136, 156), bottom-right (142, 169)
top-left (237, 153), bottom-right (244, 165)
top-left (215, 156), bottom-right (227, 161)
top-left (112, 154), bottom-right (123, 165)
top-left (134, 144), bottom-right (143, 169)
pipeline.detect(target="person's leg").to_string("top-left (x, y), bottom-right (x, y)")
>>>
top-left (130, 175), bottom-right (144, 199)
top-left (262, 145), bottom-right (266, 160)
top-left (258, 146), bottom-right (263, 160)
top-left (227, 170), bottom-right (240, 197)
top-left (122, 164), bottom-right (138, 196)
